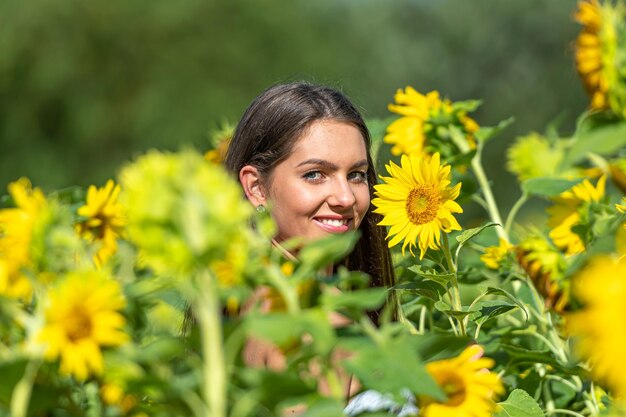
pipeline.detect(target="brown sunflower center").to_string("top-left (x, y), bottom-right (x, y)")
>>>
top-left (439, 372), bottom-right (467, 406)
top-left (405, 184), bottom-right (440, 225)
top-left (65, 307), bottom-right (93, 342)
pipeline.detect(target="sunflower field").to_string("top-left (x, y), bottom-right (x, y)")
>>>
top-left (2, 1), bottom-right (626, 416)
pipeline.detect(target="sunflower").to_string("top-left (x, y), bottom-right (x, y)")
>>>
top-left (567, 256), bottom-right (626, 398)
top-left (384, 88), bottom-right (439, 156)
top-left (384, 87), bottom-right (479, 159)
top-left (119, 150), bottom-right (252, 277)
top-left (0, 178), bottom-right (47, 299)
top-left (547, 175), bottom-right (606, 255)
top-left (420, 345), bottom-right (504, 417)
top-left (573, 0), bottom-right (626, 114)
top-left (506, 133), bottom-right (564, 182)
top-left (517, 235), bottom-right (568, 312)
top-left (372, 152), bottom-right (463, 259)
top-left (480, 238), bottom-right (513, 270)
top-left (37, 269), bottom-right (128, 380)
top-left (76, 180), bottom-right (125, 267)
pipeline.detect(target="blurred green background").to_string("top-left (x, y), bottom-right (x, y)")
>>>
top-left (0, 0), bottom-right (585, 211)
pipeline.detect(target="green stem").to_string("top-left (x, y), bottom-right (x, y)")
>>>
top-left (360, 316), bottom-right (385, 345)
top-left (544, 376), bottom-right (556, 414)
top-left (544, 375), bottom-right (579, 392)
top-left (323, 365), bottom-right (345, 400)
top-left (418, 305), bottom-right (427, 334)
top-left (586, 382), bottom-right (600, 416)
top-left (398, 309), bottom-right (420, 335)
top-left (266, 265), bottom-right (300, 314)
top-left (504, 193), bottom-right (528, 237)
top-left (196, 270), bottom-right (226, 417)
top-left (10, 358), bottom-right (41, 417)
top-left (545, 410), bottom-right (587, 417)
top-left (510, 329), bottom-right (562, 359)
top-left (470, 145), bottom-right (509, 241)
top-left (442, 233), bottom-right (465, 336)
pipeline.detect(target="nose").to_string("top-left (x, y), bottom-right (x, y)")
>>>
top-left (327, 178), bottom-right (356, 208)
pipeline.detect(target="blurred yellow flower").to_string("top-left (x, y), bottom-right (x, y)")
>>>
top-left (480, 238), bottom-right (513, 269)
top-left (610, 159), bottom-right (626, 193)
top-left (119, 149), bottom-right (252, 277)
top-left (204, 123), bottom-right (234, 165)
top-left (574, 0), bottom-right (626, 116)
top-left (209, 234), bottom-right (249, 288)
top-left (568, 256), bottom-right (626, 398)
top-left (420, 345), bottom-right (504, 417)
top-left (385, 87), bottom-right (479, 158)
top-left (372, 152), bottom-right (462, 259)
top-left (38, 269), bottom-right (128, 380)
top-left (547, 175), bottom-right (606, 255)
top-left (618, 198), bottom-right (626, 256)
top-left (575, 0), bottom-right (610, 109)
top-left (0, 178), bottom-right (48, 299)
top-left (76, 180), bottom-right (125, 267)
top-left (101, 382), bottom-right (136, 413)
top-left (517, 235), bottom-right (568, 312)
top-left (506, 133), bottom-right (564, 181)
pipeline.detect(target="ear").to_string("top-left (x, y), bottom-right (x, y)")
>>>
top-left (239, 165), bottom-right (268, 208)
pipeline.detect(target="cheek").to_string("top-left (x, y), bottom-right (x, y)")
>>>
top-left (271, 184), bottom-right (322, 218)
top-left (355, 187), bottom-right (371, 226)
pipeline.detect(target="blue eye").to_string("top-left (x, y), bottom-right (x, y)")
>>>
top-left (348, 171), bottom-right (368, 183)
top-left (303, 171), bottom-right (323, 182)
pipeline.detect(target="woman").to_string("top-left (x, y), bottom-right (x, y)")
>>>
top-left (225, 82), bottom-right (394, 298)
top-left (225, 82), bottom-right (401, 414)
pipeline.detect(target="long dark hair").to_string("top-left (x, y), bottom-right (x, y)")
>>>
top-left (225, 82), bottom-right (395, 313)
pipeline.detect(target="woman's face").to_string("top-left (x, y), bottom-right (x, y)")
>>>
top-left (265, 120), bottom-right (370, 244)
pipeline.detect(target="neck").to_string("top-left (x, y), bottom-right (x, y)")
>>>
top-left (271, 238), bottom-right (298, 261)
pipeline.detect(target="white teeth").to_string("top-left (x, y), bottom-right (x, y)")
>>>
top-left (319, 219), bottom-right (347, 227)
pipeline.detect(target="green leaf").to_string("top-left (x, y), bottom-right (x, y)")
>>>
top-left (561, 121), bottom-right (626, 168)
top-left (494, 389), bottom-right (544, 417)
top-left (484, 287), bottom-right (529, 321)
top-left (452, 99), bottom-right (482, 113)
top-left (521, 177), bottom-right (582, 197)
top-left (551, 377), bottom-right (578, 409)
top-left (134, 337), bottom-right (185, 362)
top-left (501, 344), bottom-right (585, 376)
top-left (298, 232), bottom-right (359, 271)
top-left (392, 280), bottom-right (447, 301)
top-left (321, 288), bottom-right (387, 312)
top-left (239, 368), bottom-right (314, 411)
top-left (343, 335), bottom-right (445, 401)
top-left (434, 300), bottom-right (474, 319)
top-left (0, 359), bottom-right (27, 404)
top-left (411, 334), bottom-right (472, 362)
top-left (475, 116), bottom-right (514, 143)
top-left (299, 398), bottom-right (346, 417)
top-left (456, 222), bottom-right (498, 246)
top-left (457, 267), bottom-right (490, 285)
top-left (470, 300), bottom-right (517, 325)
top-left (246, 309), bottom-right (335, 354)
top-left (407, 265), bottom-right (455, 287)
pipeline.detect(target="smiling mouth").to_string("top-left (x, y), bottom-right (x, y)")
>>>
top-left (313, 217), bottom-right (352, 233)
top-left (318, 218), bottom-right (349, 227)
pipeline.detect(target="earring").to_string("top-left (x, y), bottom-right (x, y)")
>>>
top-left (256, 204), bottom-right (266, 214)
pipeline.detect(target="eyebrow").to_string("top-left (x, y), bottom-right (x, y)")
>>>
top-left (296, 158), bottom-right (369, 170)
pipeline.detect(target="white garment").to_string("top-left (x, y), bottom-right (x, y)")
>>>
top-left (344, 389), bottom-right (419, 416)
